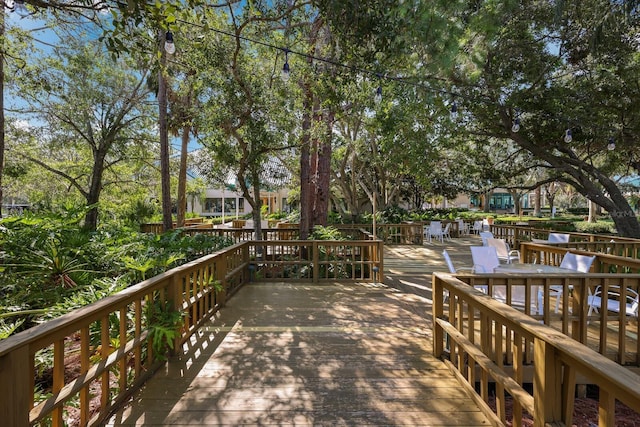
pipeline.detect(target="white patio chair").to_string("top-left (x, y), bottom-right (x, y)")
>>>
top-left (472, 220), bottom-right (483, 235)
top-left (470, 246), bottom-right (500, 273)
top-left (442, 223), bottom-right (452, 241)
top-left (548, 233), bottom-right (570, 243)
top-left (559, 252), bottom-right (596, 272)
top-left (442, 250), bottom-right (473, 274)
top-left (457, 219), bottom-right (470, 236)
top-left (479, 231), bottom-right (494, 246)
top-left (551, 252), bottom-right (596, 313)
top-left (486, 237), bottom-right (520, 264)
top-left (427, 221), bottom-right (444, 243)
top-left (587, 285), bottom-right (639, 318)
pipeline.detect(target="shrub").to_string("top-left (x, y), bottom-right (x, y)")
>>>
top-left (575, 221), bottom-right (616, 235)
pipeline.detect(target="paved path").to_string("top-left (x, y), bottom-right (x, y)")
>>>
top-left (106, 237), bottom-right (491, 426)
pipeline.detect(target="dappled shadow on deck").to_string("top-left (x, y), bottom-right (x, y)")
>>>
top-left (106, 281), bottom-right (491, 426)
top-left (383, 236), bottom-right (481, 300)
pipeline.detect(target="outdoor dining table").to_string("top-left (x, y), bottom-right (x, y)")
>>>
top-left (492, 263), bottom-right (587, 314)
top-left (493, 263), bottom-right (577, 274)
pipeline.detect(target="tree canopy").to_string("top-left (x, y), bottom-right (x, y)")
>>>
top-left (2, 0), bottom-right (640, 236)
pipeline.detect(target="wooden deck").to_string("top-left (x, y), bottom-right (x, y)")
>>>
top-left (106, 238), bottom-right (493, 426)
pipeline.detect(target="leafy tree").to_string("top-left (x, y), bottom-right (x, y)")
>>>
top-left (187, 5), bottom-right (295, 241)
top-left (446, 1), bottom-right (640, 235)
top-left (9, 31), bottom-right (155, 230)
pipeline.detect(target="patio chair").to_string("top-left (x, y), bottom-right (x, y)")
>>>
top-left (559, 252), bottom-right (596, 273)
top-left (472, 221), bottom-right (483, 235)
top-left (551, 252), bottom-right (596, 313)
top-left (486, 237), bottom-right (520, 264)
top-left (479, 231), bottom-right (494, 246)
top-left (442, 223), bottom-right (452, 241)
top-left (426, 221), bottom-right (444, 243)
top-left (470, 246), bottom-right (500, 273)
top-left (548, 233), bottom-right (570, 243)
top-left (442, 250), bottom-right (473, 273)
top-left (456, 219), bottom-right (470, 236)
top-left (587, 284), bottom-right (639, 318)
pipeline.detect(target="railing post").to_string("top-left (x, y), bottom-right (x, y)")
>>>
top-left (533, 337), bottom-right (563, 427)
top-left (170, 271), bottom-right (183, 356)
top-left (313, 241), bottom-right (319, 284)
top-left (432, 275), bottom-right (444, 357)
top-left (377, 240), bottom-right (384, 283)
top-left (0, 345), bottom-right (31, 427)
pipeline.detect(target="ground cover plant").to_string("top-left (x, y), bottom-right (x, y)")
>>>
top-left (0, 207), bottom-right (233, 340)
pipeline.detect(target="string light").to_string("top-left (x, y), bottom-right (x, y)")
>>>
top-left (374, 84), bottom-right (382, 104)
top-left (511, 108), bottom-right (520, 132)
top-left (607, 137), bottom-right (615, 151)
top-left (10, 0), bottom-right (30, 16)
top-left (512, 117), bottom-right (521, 133)
top-left (173, 18), bottom-right (456, 102)
top-left (168, 18), bottom-right (617, 138)
top-left (281, 49), bottom-right (290, 82)
top-left (564, 128), bottom-right (572, 143)
top-left (164, 31), bottom-right (176, 55)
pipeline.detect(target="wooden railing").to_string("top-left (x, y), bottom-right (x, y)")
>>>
top-left (0, 239), bottom-right (382, 427)
top-left (450, 272), bottom-right (640, 365)
top-left (490, 224), bottom-right (639, 248)
top-left (520, 242), bottom-right (640, 273)
top-left (249, 239), bottom-right (384, 283)
top-left (432, 272), bottom-right (640, 426)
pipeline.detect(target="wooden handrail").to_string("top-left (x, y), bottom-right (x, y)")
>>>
top-left (0, 239), bottom-right (383, 426)
top-left (520, 242), bottom-right (640, 273)
top-left (433, 272), bottom-right (640, 426)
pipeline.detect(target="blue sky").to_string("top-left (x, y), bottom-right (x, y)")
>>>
top-left (5, 9), bottom-right (200, 152)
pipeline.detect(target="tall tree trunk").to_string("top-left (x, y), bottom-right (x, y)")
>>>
top-left (311, 110), bottom-right (334, 226)
top-left (83, 149), bottom-right (106, 231)
top-left (483, 191), bottom-right (492, 213)
top-left (299, 80), bottom-right (312, 240)
top-left (588, 200), bottom-right (597, 223)
top-left (176, 125), bottom-right (189, 228)
top-left (534, 187), bottom-right (541, 216)
top-left (250, 164), bottom-right (263, 241)
top-left (0, 10), bottom-right (5, 218)
top-left (158, 30), bottom-right (172, 232)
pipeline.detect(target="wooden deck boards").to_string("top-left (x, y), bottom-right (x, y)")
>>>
top-left (106, 238), bottom-right (493, 426)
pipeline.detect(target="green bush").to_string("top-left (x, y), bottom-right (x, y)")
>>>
top-left (0, 211), bottom-right (234, 339)
top-left (575, 221), bottom-right (616, 234)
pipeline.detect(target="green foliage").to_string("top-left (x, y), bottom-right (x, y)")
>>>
top-left (309, 225), bottom-right (346, 241)
top-left (145, 300), bottom-right (184, 361)
top-left (379, 205), bottom-right (408, 223)
top-left (575, 221), bottom-right (616, 235)
top-left (0, 212), bottom-right (233, 340)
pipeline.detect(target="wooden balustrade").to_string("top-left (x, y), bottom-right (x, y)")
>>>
top-left (491, 224), bottom-right (639, 248)
top-left (433, 272), bottom-right (640, 426)
top-left (248, 240), bottom-right (383, 283)
top-left (0, 239), bottom-right (383, 426)
top-left (520, 242), bottom-right (640, 273)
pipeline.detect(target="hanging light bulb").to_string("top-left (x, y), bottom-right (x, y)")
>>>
top-left (13, 0), bottom-right (30, 16)
top-left (164, 31), bottom-right (176, 55)
top-left (511, 117), bottom-right (520, 133)
top-left (450, 101), bottom-right (458, 119)
top-left (564, 128), bottom-right (572, 143)
top-left (374, 85), bottom-right (382, 104)
top-left (607, 137), bottom-right (616, 151)
top-left (281, 50), bottom-right (290, 82)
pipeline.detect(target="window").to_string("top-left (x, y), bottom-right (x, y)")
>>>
top-left (224, 198), bottom-right (236, 213)
top-left (204, 198), bottom-right (222, 213)
top-left (238, 198), bottom-right (245, 213)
